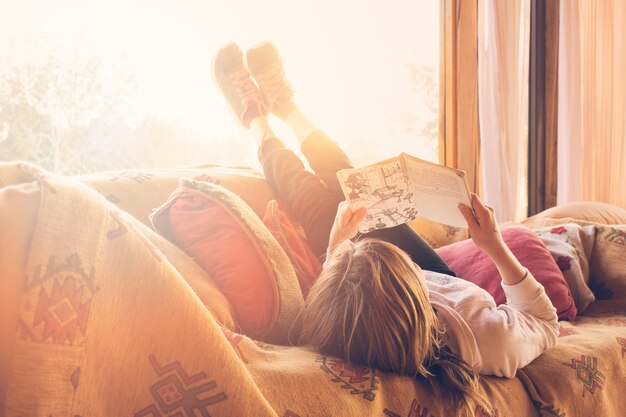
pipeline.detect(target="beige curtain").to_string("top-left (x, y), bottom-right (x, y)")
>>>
top-left (478, 0), bottom-right (531, 222)
top-left (439, 0), bottom-right (482, 195)
top-left (558, 1), bottom-right (626, 208)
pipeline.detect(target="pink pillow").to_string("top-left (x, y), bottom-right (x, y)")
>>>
top-left (435, 226), bottom-right (577, 321)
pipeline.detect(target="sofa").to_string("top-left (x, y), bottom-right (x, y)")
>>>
top-left (1, 161), bottom-right (625, 417)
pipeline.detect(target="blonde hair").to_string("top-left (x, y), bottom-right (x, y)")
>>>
top-left (298, 238), bottom-right (482, 413)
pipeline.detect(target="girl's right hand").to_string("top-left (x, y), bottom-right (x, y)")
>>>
top-left (458, 193), bottom-right (506, 258)
top-left (327, 201), bottom-right (367, 253)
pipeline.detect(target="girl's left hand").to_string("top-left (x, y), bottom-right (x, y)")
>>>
top-left (328, 201), bottom-right (367, 252)
top-left (458, 193), bottom-right (505, 257)
top-left (459, 193), bottom-right (530, 286)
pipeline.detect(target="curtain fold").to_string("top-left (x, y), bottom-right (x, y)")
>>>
top-left (439, 0), bottom-right (482, 195)
top-left (528, 0), bottom-right (560, 216)
top-left (542, 1), bottom-right (559, 211)
top-left (558, 0), bottom-right (626, 208)
top-left (477, 0), bottom-right (531, 222)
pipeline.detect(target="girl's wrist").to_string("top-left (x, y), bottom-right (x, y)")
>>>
top-left (327, 231), bottom-right (347, 254)
top-left (482, 239), bottom-right (508, 260)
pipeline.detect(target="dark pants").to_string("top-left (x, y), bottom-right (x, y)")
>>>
top-left (258, 131), bottom-right (456, 276)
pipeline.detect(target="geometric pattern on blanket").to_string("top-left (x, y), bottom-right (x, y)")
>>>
top-left (133, 354), bottom-right (228, 416)
top-left (316, 355), bottom-right (378, 401)
top-left (517, 316), bottom-right (626, 417)
top-left (20, 253), bottom-right (96, 345)
top-left (562, 355), bottom-right (606, 397)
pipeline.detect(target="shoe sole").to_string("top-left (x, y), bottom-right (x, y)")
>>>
top-left (211, 43), bottom-right (247, 128)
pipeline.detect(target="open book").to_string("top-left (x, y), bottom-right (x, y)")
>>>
top-left (336, 153), bottom-right (471, 233)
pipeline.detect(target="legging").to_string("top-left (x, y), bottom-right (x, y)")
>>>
top-left (258, 130), bottom-right (456, 276)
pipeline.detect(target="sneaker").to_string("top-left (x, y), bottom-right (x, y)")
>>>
top-left (246, 42), bottom-right (296, 120)
top-left (213, 43), bottom-right (267, 128)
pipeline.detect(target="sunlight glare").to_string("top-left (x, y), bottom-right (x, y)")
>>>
top-left (0, 0), bottom-right (439, 170)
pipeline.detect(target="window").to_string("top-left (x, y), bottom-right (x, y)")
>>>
top-left (0, 1), bottom-right (439, 174)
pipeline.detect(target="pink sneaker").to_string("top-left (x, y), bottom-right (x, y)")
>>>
top-left (214, 43), bottom-right (267, 128)
top-left (246, 42), bottom-right (296, 120)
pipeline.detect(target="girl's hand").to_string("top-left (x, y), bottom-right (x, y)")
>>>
top-left (459, 193), bottom-right (529, 285)
top-left (327, 201), bottom-right (367, 252)
top-left (458, 193), bottom-right (505, 257)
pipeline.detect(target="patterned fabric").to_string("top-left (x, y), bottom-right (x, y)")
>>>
top-left (534, 223), bottom-right (597, 312)
top-left (590, 225), bottom-right (626, 302)
top-left (524, 217), bottom-right (626, 316)
top-left (1, 161), bottom-right (626, 417)
top-left (517, 314), bottom-right (626, 416)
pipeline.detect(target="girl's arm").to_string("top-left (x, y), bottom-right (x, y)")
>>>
top-left (458, 194), bottom-right (526, 286)
top-left (458, 194), bottom-right (558, 320)
top-left (458, 194), bottom-right (559, 377)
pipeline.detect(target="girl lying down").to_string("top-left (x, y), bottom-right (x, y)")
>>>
top-left (212, 41), bottom-right (559, 412)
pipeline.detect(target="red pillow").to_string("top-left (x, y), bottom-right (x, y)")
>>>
top-left (262, 200), bottom-right (321, 297)
top-left (435, 226), bottom-right (577, 321)
top-left (168, 193), bottom-right (278, 336)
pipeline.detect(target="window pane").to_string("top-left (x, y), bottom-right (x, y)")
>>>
top-left (0, 1), bottom-right (439, 173)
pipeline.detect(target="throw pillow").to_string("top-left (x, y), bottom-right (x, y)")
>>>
top-left (262, 199), bottom-right (322, 297)
top-left (534, 224), bottom-right (596, 313)
top-left (589, 225), bottom-right (626, 302)
top-left (408, 217), bottom-right (469, 248)
top-left (151, 178), bottom-right (304, 343)
top-left (435, 226), bottom-right (577, 321)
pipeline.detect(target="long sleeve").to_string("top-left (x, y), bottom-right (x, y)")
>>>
top-left (458, 271), bottom-right (559, 377)
top-left (425, 271), bottom-right (560, 378)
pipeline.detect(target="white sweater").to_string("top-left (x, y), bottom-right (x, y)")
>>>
top-left (424, 270), bottom-right (560, 378)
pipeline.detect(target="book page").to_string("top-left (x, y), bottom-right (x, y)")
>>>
top-left (402, 153), bottom-right (471, 228)
top-left (337, 157), bottom-right (419, 233)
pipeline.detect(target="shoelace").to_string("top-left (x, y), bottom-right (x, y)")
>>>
top-left (229, 68), bottom-right (264, 109)
top-left (254, 65), bottom-right (291, 103)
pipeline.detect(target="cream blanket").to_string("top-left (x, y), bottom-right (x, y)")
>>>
top-left (1, 162), bottom-right (625, 417)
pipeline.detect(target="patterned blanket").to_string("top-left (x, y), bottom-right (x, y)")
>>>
top-left (1, 162), bottom-right (625, 417)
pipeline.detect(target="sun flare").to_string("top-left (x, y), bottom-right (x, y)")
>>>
top-left (0, 0), bottom-right (439, 173)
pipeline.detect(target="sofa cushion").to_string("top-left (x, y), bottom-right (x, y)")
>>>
top-left (436, 226), bottom-right (577, 321)
top-left (79, 165), bottom-right (275, 227)
top-left (151, 178), bottom-right (304, 343)
top-left (524, 201), bottom-right (626, 226)
top-left (408, 217), bottom-right (469, 248)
